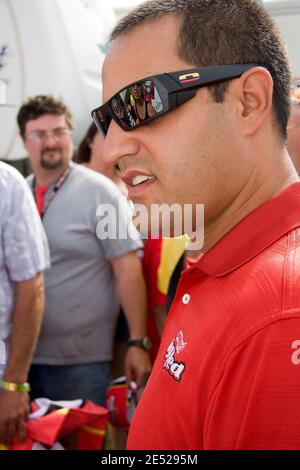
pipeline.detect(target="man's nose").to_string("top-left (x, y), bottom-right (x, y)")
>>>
top-left (42, 134), bottom-right (57, 145)
top-left (102, 119), bottom-right (140, 165)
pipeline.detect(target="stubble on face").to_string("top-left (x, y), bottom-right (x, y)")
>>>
top-left (40, 147), bottom-right (64, 170)
top-left (24, 114), bottom-right (73, 174)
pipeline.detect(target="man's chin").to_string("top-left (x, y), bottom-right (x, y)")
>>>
top-left (41, 158), bottom-right (64, 170)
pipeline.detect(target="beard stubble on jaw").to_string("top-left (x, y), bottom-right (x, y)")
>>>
top-left (40, 148), bottom-right (64, 170)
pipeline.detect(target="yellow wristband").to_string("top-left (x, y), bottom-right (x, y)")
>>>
top-left (0, 380), bottom-right (30, 393)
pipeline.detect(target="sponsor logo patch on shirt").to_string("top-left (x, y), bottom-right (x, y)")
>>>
top-left (163, 331), bottom-right (186, 382)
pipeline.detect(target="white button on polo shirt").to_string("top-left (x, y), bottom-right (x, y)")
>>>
top-left (182, 293), bottom-right (190, 304)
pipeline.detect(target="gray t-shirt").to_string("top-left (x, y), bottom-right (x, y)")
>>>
top-left (0, 162), bottom-right (50, 378)
top-left (28, 164), bottom-right (140, 365)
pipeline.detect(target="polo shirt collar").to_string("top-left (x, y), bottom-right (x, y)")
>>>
top-left (196, 182), bottom-right (300, 277)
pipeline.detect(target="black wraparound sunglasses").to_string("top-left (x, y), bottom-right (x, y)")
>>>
top-left (91, 63), bottom-right (258, 137)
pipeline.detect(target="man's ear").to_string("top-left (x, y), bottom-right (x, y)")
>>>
top-left (235, 66), bottom-right (274, 136)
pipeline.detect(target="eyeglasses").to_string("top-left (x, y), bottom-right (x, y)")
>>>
top-left (26, 128), bottom-right (72, 143)
top-left (92, 63), bottom-right (258, 137)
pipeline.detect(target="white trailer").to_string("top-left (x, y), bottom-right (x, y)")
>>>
top-left (264, 0), bottom-right (300, 76)
top-left (0, 0), bottom-right (115, 161)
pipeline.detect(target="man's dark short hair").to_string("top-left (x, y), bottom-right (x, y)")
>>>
top-left (17, 95), bottom-right (74, 138)
top-left (110, 0), bottom-right (292, 140)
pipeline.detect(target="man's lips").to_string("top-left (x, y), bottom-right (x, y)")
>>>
top-left (121, 170), bottom-right (156, 195)
top-left (42, 149), bottom-right (61, 156)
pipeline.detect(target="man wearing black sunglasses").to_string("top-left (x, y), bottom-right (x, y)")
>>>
top-left (96, 0), bottom-right (300, 450)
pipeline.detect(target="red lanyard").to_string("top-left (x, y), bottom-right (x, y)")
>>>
top-left (33, 164), bottom-right (72, 219)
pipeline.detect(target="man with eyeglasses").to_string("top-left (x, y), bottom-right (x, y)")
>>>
top-left (16, 95), bottom-right (151, 409)
top-left (96, 0), bottom-right (300, 450)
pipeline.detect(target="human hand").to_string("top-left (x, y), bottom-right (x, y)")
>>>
top-left (0, 390), bottom-right (29, 445)
top-left (124, 347), bottom-right (152, 388)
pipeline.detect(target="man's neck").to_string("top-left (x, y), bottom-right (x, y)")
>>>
top-left (34, 163), bottom-right (70, 186)
top-left (202, 151), bottom-right (299, 253)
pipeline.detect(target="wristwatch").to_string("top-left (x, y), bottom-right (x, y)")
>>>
top-left (128, 336), bottom-right (152, 352)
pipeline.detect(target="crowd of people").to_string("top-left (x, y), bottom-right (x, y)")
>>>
top-left (1, 0), bottom-right (300, 451)
top-left (0, 95), bottom-right (173, 449)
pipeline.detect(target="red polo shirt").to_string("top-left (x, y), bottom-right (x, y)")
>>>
top-left (127, 183), bottom-right (300, 450)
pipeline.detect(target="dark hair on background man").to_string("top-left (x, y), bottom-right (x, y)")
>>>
top-left (17, 95), bottom-right (74, 138)
top-left (110, 0), bottom-right (291, 140)
top-left (76, 122), bottom-right (98, 164)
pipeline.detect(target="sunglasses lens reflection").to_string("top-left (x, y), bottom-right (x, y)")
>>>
top-left (94, 80), bottom-right (164, 136)
top-left (92, 110), bottom-right (111, 138)
top-left (112, 80), bottom-right (164, 131)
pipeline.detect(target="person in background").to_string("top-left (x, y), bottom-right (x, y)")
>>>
top-left (129, 83), bottom-right (156, 125)
top-left (16, 96), bottom-right (151, 409)
top-left (287, 79), bottom-right (300, 174)
top-left (141, 238), bottom-right (166, 363)
top-left (157, 236), bottom-right (187, 312)
top-left (0, 161), bottom-right (49, 446)
top-left (76, 122), bottom-right (127, 193)
top-left (77, 123), bottom-right (167, 365)
top-left (97, 0), bottom-right (300, 450)
top-left (77, 122), bottom-right (164, 449)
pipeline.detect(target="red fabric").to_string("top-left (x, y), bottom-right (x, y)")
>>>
top-left (11, 400), bottom-right (108, 450)
top-left (142, 238), bottom-right (166, 364)
top-left (35, 185), bottom-right (48, 217)
top-left (127, 183), bottom-right (300, 450)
